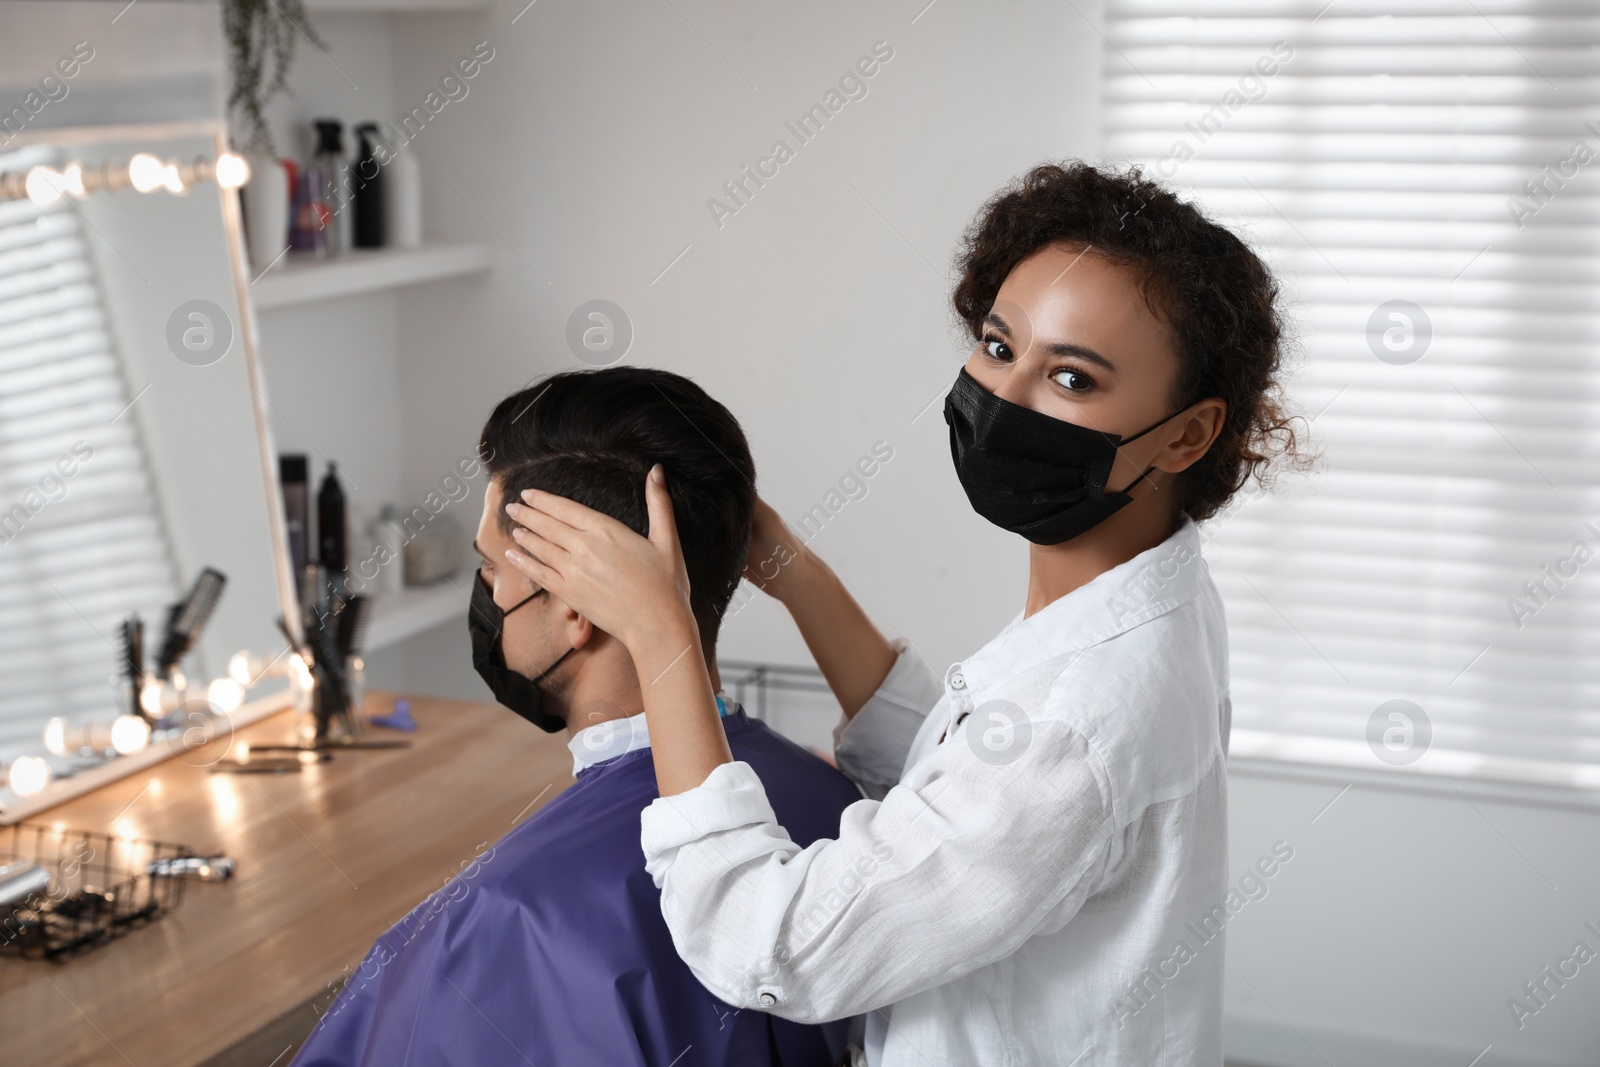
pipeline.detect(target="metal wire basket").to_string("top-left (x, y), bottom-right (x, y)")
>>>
top-left (0, 822), bottom-right (194, 960)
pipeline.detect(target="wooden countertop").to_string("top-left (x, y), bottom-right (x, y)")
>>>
top-left (0, 692), bottom-right (577, 1067)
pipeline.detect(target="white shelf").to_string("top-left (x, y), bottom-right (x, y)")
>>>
top-left (305, 0), bottom-right (490, 11)
top-left (251, 242), bottom-right (491, 310)
top-left (365, 581), bottom-right (468, 652)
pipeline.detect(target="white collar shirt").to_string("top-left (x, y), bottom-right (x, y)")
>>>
top-left (567, 693), bottom-right (735, 776)
top-left (640, 515), bottom-right (1232, 1065)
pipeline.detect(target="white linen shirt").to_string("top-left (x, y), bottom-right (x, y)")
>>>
top-left (639, 515), bottom-right (1231, 1066)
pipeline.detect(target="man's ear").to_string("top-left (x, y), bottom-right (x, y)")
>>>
top-left (555, 597), bottom-right (595, 650)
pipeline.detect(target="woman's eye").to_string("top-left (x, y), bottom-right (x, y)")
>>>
top-left (1053, 368), bottom-right (1095, 393)
top-left (983, 338), bottom-right (1012, 361)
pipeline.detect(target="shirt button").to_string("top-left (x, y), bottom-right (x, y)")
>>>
top-left (758, 992), bottom-right (777, 1007)
top-left (949, 673), bottom-right (966, 690)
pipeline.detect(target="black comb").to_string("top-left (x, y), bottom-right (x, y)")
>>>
top-left (336, 595), bottom-right (371, 658)
top-left (157, 568), bottom-right (228, 677)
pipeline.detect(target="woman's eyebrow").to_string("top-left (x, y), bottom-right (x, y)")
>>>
top-left (984, 310), bottom-right (1117, 372)
top-left (1043, 341), bottom-right (1117, 373)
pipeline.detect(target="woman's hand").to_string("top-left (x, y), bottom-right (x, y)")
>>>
top-left (505, 465), bottom-right (732, 795)
top-left (502, 464), bottom-right (693, 653)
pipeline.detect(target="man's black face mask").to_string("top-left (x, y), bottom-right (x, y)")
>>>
top-left (467, 572), bottom-right (574, 732)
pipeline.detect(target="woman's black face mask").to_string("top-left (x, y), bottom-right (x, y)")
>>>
top-left (943, 367), bottom-right (1185, 545)
top-left (467, 572), bottom-right (574, 732)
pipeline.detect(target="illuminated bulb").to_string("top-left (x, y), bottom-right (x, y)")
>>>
top-left (24, 166), bottom-right (64, 205)
top-left (215, 152), bottom-right (250, 189)
top-left (111, 714), bottom-right (152, 755)
top-left (228, 651), bottom-right (254, 686)
top-left (233, 740), bottom-right (251, 764)
top-left (208, 677), bottom-right (244, 713)
top-left (9, 755), bottom-right (52, 797)
top-left (43, 717), bottom-right (69, 756)
top-left (61, 163), bottom-right (85, 197)
top-left (297, 749), bottom-right (320, 765)
top-left (140, 679), bottom-right (163, 716)
top-left (292, 654), bottom-right (314, 691)
top-left (128, 153), bottom-right (166, 193)
top-left (161, 163), bottom-right (184, 194)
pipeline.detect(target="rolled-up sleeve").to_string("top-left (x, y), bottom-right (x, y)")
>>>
top-left (830, 638), bottom-right (943, 798)
top-left (638, 716), bottom-right (1116, 1024)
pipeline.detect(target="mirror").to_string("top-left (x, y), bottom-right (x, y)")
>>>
top-left (0, 120), bottom-right (293, 817)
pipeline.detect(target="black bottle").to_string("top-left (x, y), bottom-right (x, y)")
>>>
top-left (318, 462), bottom-right (347, 575)
top-left (352, 123), bottom-right (387, 248)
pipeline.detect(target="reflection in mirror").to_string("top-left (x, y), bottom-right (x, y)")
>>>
top-left (0, 123), bottom-right (290, 815)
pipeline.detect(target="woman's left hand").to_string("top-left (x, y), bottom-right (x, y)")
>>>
top-left (502, 464), bottom-right (693, 652)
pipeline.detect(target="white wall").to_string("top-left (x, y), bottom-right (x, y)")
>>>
top-left (380, 0), bottom-right (1105, 705)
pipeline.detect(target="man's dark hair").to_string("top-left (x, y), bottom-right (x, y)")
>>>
top-left (479, 367), bottom-right (755, 651)
top-left (952, 161), bottom-right (1311, 524)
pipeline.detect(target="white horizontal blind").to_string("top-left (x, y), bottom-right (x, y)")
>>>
top-left (1102, 0), bottom-right (1600, 789)
top-left (0, 146), bottom-right (178, 761)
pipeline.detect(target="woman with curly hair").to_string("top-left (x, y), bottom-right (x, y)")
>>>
top-left (501, 161), bottom-right (1308, 1066)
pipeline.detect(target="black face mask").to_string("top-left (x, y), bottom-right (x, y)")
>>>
top-left (943, 367), bottom-right (1186, 545)
top-left (468, 573), bottom-right (575, 732)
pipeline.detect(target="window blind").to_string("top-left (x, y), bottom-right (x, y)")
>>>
top-left (0, 145), bottom-right (178, 761)
top-left (1101, 0), bottom-right (1600, 790)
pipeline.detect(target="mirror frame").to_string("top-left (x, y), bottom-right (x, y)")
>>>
top-left (0, 118), bottom-right (303, 824)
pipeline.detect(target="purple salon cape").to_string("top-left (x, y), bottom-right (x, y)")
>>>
top-left (291, 707), bottom-right (864, 1067)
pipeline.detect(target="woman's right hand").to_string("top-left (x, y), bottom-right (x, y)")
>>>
top-left (741, 496), bottom-right (809, 601)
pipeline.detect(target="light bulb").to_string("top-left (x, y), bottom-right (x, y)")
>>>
top-left (128, 153), bottom-right (165, 193)
top-left (24, 166), bottom-right (64, 206)
top-left (161, 163), bottom-right (184, 194)
top-left (208, 677), bottom-right (243, 713)
top-left (215, 152), bottom-right (250, 189)
top-left (43, 717), bottom-right (69, 756)
top-left (292, 654), bottom-right (314, 691)
top-left (111, 714), bottom-right (151, 755)
top-left (140, 679), bottom-right (163, 716)
top-left (228, 651), bottom-right (254, 686)
top-left (61, 163), bottom-right (85, 197)
top-left (9, 755), bottom-right (52, 797)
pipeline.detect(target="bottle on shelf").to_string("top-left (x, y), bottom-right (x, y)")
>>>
top-left (386, 142), bottom-right (422, 249)
top-left (352, 123), bottom-right (387, 249)
top-left (290, 159), bottom-right (327, 258)
top-left (313, 118), bottom-right (351, 256)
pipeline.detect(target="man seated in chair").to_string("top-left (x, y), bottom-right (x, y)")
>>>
top-left (292, 368), bottom-right (864, 1067)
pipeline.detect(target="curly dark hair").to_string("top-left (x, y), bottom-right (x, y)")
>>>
top-left (951, 161), bottom-right (1312, 524)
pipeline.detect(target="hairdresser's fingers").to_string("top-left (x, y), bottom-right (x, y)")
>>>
top-left (644, 465), bottom-right (680, 557)
top-left (505, 500), bottom-right (581, 552)
top-left (509, 525), bottom-right (571, 572)
top-left (518, 487), bottom-right (599, 530)
top-left (502, 545), bottom-right (560, 591)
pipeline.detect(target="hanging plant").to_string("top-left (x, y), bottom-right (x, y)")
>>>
top-left (221, 0), bottom-right (327, 157)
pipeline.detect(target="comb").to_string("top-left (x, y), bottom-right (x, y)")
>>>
top-left (157, 568), bottom-right (228, 677)
top-left (121, 616), bottom-right (145, 718)
top-left (336, 595), bottom-right (371, 658)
